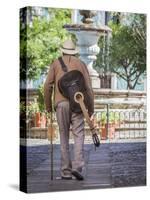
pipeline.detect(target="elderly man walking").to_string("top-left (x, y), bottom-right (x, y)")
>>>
top-left (44, 39), bottom-right (94, 180)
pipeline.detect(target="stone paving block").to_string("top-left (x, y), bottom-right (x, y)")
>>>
top-left (20, 141), bottom-right (146, 193)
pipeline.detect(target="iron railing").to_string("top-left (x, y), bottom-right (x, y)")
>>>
top-left (94, 104), bottom-right (146, 140)
top-left (26, 104), bottom-right (146, 140)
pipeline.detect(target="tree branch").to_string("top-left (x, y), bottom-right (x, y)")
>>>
top-left (112, 70), bottom-right (127, 81)
top-left (133, 71), bottom-right (142, 89)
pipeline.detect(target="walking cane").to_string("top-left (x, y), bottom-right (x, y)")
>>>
top-left (47, 112), bottom-right (54, 180)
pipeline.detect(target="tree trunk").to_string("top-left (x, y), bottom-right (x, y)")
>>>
top-left (127, 81), bottom-right (134, 89)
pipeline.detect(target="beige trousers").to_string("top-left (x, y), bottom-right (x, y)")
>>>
top-left (56, 101), bottom-right (85, 176)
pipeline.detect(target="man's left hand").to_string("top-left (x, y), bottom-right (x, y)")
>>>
top-left (90, 113), bottom-right (97, 128)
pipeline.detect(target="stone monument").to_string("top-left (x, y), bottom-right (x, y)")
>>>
top-left (64, 10), bottom-right (111, 89)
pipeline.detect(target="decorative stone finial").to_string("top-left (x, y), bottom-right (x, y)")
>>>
top-left (79, 10), bottom-right (97, 24)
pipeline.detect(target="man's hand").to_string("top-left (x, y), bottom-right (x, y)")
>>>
top-left (90, 113), bottom-right (97, 128)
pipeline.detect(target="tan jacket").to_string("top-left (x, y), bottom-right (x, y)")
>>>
top-left (44, 55), bottom-right (94, 115)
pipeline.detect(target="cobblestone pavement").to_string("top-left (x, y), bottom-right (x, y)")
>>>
top-left (110, 142), bottom-right (146, 187)
top-left (20, 140), bottom-right (146, 193)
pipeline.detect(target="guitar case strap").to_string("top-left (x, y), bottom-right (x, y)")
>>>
top-left (58, 57), bottom-right (68, 72)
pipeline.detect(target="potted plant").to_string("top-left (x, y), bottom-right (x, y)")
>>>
top-left (37, 84), bottom-right (47, 128)
top-left (20, 101), bottom-right (27, 137)
top-left (97, 112), bottom-right (107, 140)
top-left (96, 111), bottom-right (121, 139)
top-left (26, 98), bottom-right (40, 127)
top-left (107, 112), bottom-right (116, 139)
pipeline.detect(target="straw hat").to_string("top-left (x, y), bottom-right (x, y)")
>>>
top-left (61, 40), bottom-right (78, 55)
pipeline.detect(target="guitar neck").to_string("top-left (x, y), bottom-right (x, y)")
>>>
top-left (78, 99), bottom-right (94, 130)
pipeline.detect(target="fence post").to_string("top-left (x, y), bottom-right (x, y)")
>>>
top-left (106, 104), bottom-right (109, 139)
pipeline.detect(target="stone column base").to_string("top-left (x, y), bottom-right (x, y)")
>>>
top-left (90, 75), bottom-right (100, 89)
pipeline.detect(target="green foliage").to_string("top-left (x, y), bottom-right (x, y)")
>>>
top-left (37, 84), bottom-right (45, 112)
top-left (20, 101), bottom-right (26, 114)
top-left (20, 99), bottom-right (39, 118)
top-left (20, 8), bottom-right (71, 80)
top-left (96, 111), bottom-right (122, 125)
top-left (109, 112), bottom-right (120, 123)
top-left (37, 83), bottom-right (55, 113)
top-left (100, 112), bottom-right (107, 125)
top-left (95, 13), bottom-right (146, 89)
